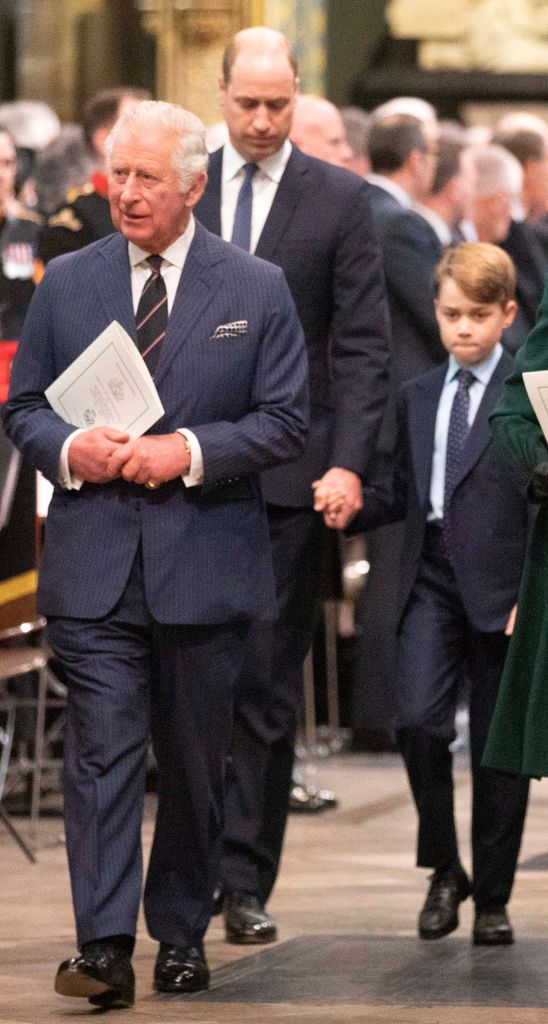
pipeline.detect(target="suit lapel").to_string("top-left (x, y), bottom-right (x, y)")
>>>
top-left (153, 222), bottom-right (226, 383)
top-left (409, 367), bottom-right (446, 511)
top-left (97, 234), bottom-right (136, 339)
top-left (453, 351), bottom-right (513, 491)
top-left (196, 149), bottom-right (222, 236)
top-left (254, 147), bottom-right (309, 261)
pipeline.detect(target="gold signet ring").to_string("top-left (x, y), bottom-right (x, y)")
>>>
top-left (145, 481), bottom-right (158, 490)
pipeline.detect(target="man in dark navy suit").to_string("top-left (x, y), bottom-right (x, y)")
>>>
top-left (3, 100), bottom-right (308, 1006)
top-left (195, 26), bottom-right (390, 944)
top-left (342, 243), bottom-right (530, 946)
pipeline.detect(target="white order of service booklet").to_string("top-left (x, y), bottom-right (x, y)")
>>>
top-left (45, 321), bottom-right (164, 437)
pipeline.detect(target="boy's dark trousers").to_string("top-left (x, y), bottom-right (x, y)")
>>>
top-left (395, 521), bottom-right (529, 908)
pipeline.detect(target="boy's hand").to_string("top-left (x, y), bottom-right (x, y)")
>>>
top-left (504, 604), bottom-right (517, 636)
top-left (312, 468), bottom-right (363, 529)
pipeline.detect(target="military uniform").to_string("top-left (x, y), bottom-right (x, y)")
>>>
top-left (38, 174), bottom-right (114, 264)
top-left (0, 209), bottom-right (42, 340)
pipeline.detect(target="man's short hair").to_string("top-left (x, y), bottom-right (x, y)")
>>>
top-left (367, 116), bottom-right (426, 175)
top-left (471, 144), bottom-right (523, 199)
top-left (491, 128), bottom-right (546, 167)
top-left (339, 106), bottom-right (372, 160)
top-left (434, 242), bottom-right (516, 306)
top-left (222, 35), bottom-right (298, 84)
top-left (431, 136), bottom-right (464, 196)
top-left (105, 100), bottom-right (208, 192)
top-left (82, 87), bottom-right (150, 151)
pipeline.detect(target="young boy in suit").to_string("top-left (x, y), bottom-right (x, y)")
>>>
top-left (334, 243), bottom-right (530, 945)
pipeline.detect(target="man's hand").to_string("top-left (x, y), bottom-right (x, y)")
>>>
top-left (68, 426), bottom-right (130, 483)
top-left (108, 433), bottom-right (191, 487)
top-left (312, 467), bottom-right (363, 529)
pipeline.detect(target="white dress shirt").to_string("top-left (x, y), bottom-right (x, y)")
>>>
top-left (365, 173), bottom-right (413, 209)
top-left (220, 138), bottom-right (292, 253)
top-left (428, 344), bottom-right (503, 521)
top-left (413, 204), bottom-right (453, 247)
top-left (59, 215), bottom-right (204, 489)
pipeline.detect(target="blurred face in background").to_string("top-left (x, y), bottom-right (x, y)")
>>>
top-left (290, 98), bottom-right (353, 169)
top-left (454, 149), bottom-right (477, 221)
top-left (0, 132), bottom-right (17, 215)
top-left (472, 189), bottom-right (514, 243)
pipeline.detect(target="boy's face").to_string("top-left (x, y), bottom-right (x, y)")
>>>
top-left (435, 277), bottom-right (516, 367)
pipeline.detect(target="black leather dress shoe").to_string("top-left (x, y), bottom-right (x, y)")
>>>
top-left (473, 905), bottom-right (514, 945)
top-left (418, 869), bottom-right (471, 940)
top-left (211, 885), bottom-right (224, 916)
top-left (289, 784), bottom-right (328, 813)
top-left (224, 891), bottom-right (278, 944)
top-left (154, 944), bottom-right (209, 994)
top-left (54, 941), bottom-right (135, 1007)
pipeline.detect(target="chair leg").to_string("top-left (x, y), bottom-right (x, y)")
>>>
top-left (0, 702), bottom-right (16, 799)
top-left (0, 803), bottom-right (36, 863)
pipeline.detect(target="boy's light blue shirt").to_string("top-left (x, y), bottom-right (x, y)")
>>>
top-left (428, 343), bottom-right (503, 521)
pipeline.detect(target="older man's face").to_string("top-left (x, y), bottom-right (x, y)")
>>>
top-left (0, 132), bottom-right (16, 213)
top-left (220, 50), bottom-right (298, 163)
top-left (108, 125), bottom-right (205, 252)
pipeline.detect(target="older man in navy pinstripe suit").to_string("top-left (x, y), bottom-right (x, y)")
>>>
top-left (3, 101), bottom-right (308, 1007)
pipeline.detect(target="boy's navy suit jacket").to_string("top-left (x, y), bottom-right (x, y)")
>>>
top-left (349, 350), bottom-right (529, 632)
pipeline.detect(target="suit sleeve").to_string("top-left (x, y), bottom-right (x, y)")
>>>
top-left (328, 181), bottom-right (391, 479)
top-left (346, 389), bottom-right (409, 533)
top-left (378, 212), bottom-right (443, 367)
top-left (2, 269), bottom-right (78, 483)
top-left (490, 279), bottom-right (548, 498)
top-left (189, 266), bottom-right (309, 483)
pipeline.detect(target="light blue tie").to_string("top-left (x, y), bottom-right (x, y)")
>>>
top-left (231, 163), bottom-right (258, 251)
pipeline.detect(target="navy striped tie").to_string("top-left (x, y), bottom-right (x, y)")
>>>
top-left (136, 254), bottom-right (168, 375)
top-left (231, 163), bottom-right (257, 251)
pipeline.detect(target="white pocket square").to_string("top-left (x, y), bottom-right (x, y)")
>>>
top-left (210, 320), bottom-right (248, 340)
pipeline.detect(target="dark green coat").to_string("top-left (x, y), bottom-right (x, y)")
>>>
top-left (483, 277), bottom-right (548, 776)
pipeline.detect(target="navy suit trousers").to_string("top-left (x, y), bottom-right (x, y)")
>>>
top-left (220, 505), bottom-right (326, 901)
top-left (47, 549), bottom-right (249, 950)
top-left (396, 524), bottom-right (529, 907)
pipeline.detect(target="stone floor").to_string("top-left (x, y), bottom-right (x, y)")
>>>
top-left (2, 752), bottom-right (548, 1023)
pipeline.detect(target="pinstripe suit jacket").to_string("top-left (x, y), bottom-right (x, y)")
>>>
top-left (3, 222), bottom-right (309, 623)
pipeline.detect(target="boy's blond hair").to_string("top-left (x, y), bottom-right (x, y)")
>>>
top-left (434, 242), bottom-right (516, 306)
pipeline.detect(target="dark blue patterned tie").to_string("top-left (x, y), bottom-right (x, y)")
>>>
top-left (443, 368), bottom-right (476, 544)
top-left (231, 163), bottom-right (258, 251)
top-left (135, 254), bottom-right (167, 375)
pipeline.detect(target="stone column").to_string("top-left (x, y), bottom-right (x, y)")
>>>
top-left (16, 0), bottom-right (101, 121)
top-left (139, 0), bottom-right (261, 124)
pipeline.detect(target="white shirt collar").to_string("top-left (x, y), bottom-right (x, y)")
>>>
top-left (413, 204), bottom-right (452, 246)
top-left (128, 215), bottom-right (196, 270)
top-left (222, 138), bottom-right (292, 184)
top-left (445, 343), bottom-right (503, 387)
top-left (365, 173), bottom-right (413, 209)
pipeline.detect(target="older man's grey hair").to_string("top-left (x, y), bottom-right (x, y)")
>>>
top-left (472, 144), bottom-right (523, 199)
top-left (105, 100), bottom-right (208, 191)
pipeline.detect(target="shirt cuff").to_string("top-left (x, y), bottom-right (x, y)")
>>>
top-left (177, 428), bottom-right (204, 487)
top-left (58, 429), bottom-right (85, 490)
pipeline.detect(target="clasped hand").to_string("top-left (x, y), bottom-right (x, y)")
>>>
top-left (68, 427), bottom-right (190, 486)
top-left (312, 467), bottom-right (363, 529)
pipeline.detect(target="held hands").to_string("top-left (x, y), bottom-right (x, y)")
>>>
top-left (68, 429), bottom-right (190, 486)
top-left (312, 467), bottom-right (363, 529)
top-left (68, 427), bottom-right (130, 483)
